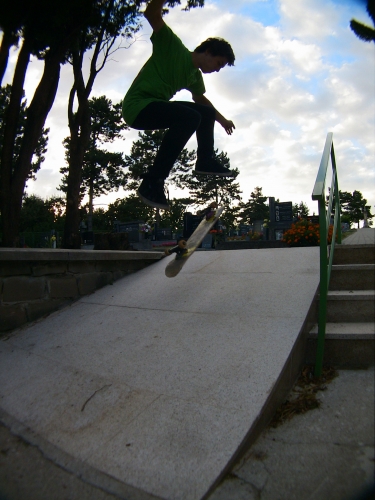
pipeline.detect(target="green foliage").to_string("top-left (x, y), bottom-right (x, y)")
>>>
top-left (182, 150), bottom-right (242, 209)
top-left (90, 207), bottom-right (111, 231)
top-left (60, 96), bottom-right (128, 201)
top-left (350, 0), bottom-right (375, 43)
top-left (106, 195), bottom-right (155, 226)
top-left (238, 186), bottom-right (269, 224)
top-left (124, 129), bottom-right (195, 192)
top-left (158, 197), bottom-right (191, 232)
top-left (0, 85), bottom-right (49, 181)
top-left (19, 194), bottom-right (65, 232)
top-left (0, 0), bottom-right (94, 60)
top-left (339, 190), bottom-right (373, 228)
top-left (293, 201), bottom-right (309, 219)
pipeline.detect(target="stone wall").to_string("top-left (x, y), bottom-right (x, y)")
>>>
top-left (0, 248), bottom-right (164, 334)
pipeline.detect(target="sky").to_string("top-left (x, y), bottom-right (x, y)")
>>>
top-left (3, 0), bottom-right (375, 216)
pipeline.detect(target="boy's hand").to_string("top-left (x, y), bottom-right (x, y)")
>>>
top-left (221, 119), bottom-right (235, 135)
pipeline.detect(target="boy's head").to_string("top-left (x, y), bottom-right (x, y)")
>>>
top-left (194, 38), bottom-right (235, 66)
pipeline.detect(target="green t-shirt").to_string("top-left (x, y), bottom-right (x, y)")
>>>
top-left (122, 23), bottom-right (205, 125)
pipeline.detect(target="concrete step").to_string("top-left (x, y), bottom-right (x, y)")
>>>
top-left (309, 321), bottom-right (375, 339)
top-left (329, 264), bottom-right (375, 290)
top-left (325, 290), bottom-right (375, 322)
top-left (333, 244), bottom-right (375, 265)
top-left (306, 322), bottom-right (375, 368)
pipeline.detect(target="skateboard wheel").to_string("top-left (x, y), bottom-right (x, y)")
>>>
top-left (178, 239), bottom-right (187, 249)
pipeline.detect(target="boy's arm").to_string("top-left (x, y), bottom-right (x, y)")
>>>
top-left (192, 93), bottom-right (235, 135)
top-left (144, 0), bottom-right (167, 33)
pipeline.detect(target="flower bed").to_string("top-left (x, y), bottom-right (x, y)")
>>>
top-left (282, 220), bottom-right (334, 246)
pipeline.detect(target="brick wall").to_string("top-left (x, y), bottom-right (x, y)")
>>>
top-left (0, 249), bottom-right (163, 334)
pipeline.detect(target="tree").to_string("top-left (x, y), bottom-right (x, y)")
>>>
top-left (60, 96), bottom-right (128, 232)
top-left (340, 190), bottom-right (373, 228)
top-left (62, 0), bottom-right (205, 248)
top-left (0, 84), bottom-right (49, 183)
top-left (0, 0), bottom-right (94, 247)
top-left (125, 129), bottom-right (196, 192)
top-left (182, 150), bottom-right (241, 208)
top-left (350, 0), bottom-right (375, 43)
top-left (19, 194), bottom-right (54, 232)
top-left (106, 195), bottom-right (155, 227)
top-left (124, 128), bottom-right (197, 227)
top-left (63, 0), bottom-right (142, 248)
top-left (45, 196), bottom-right (66, 232)
top-left (238, 186), bottom-right (269, 224)
top-left (90, 207), bottom-right (110, 231)
top-left (159, 197), bottom-right (191, 232)
top-left (19, 194), bottom-right (65, 233)
top-left (293, 201), bottom-right (309, 219)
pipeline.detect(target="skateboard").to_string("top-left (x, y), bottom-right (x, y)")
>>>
top-left (165, 203), bottom-right (224, 278)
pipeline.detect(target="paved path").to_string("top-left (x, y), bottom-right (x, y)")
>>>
top-left (342, 227), bottom-right (375, 245)
top-left (0, 248), bottom-right (319, 500)
top-left (211, 367), bottom-right (374, 500)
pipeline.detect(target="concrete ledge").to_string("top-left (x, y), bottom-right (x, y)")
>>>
top-left (216, 241), bottom-right (287, 250)
top-left (0, 248), bottom-right (162, 262)
top-left (0, 249), bottom-right (164, 334)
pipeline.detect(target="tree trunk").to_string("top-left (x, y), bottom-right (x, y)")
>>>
top-left (63, 92), bottom-right (91, 248)
top-left (0, 38), bottom-right (31, 247)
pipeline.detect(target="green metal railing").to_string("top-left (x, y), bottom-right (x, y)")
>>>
top-left (311, 132), bottom-right (342, 377)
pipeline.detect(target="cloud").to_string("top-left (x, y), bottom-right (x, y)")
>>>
top-left (2, 0), bottom-right (374, 216)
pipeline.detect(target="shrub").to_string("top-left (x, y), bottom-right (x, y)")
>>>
top-left (282, 220), bottom-right (334, 247)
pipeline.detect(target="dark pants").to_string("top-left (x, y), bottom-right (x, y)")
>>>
top-left (131, 100), bottom-right (216, 180)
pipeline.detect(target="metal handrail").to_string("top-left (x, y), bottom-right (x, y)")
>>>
top-left (311, 132), bottom-right (342, 377)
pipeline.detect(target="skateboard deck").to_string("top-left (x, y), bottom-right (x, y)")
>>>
top-left (165, 205), bottom-right (224, 278)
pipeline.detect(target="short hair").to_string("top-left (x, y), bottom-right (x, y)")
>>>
top-left (194, 38), bottom-right (235, 66)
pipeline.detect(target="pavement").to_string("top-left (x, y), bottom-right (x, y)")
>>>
top-left (0, 228), bottom-right (374, 500)
top-left (341, 227), bottom-right (375, 245)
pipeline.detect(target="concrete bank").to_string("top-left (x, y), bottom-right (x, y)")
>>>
top-left (0, 248), bottom-right (164, 333)
top-left (0, 247), bottom-right (319, 500)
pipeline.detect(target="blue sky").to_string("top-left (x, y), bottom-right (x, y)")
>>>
top-left (4, 0), bottom-right (374, 217)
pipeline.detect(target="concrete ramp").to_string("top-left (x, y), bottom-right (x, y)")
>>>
top-left (0, 248), bottom-right (319, 500)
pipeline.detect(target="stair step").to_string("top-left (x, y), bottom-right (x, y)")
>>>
top-left (327, 290), bottom-right (375, 299)
top-left (309, 322), bottom-right (375, 339)
top-left (330, 264), bottom-right (375, 290)
top-left (322, 290), bottom-right (375, 322)
top-left (333, 244), bottom-right (375, 264)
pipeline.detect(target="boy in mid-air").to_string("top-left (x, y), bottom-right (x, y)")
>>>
top-left (122, 0), bottom-right (236, 209)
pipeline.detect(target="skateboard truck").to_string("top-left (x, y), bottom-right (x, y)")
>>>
top-left (165, 238), bottom-right (188, 258)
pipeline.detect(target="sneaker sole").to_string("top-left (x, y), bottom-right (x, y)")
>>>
top-left (194, 170), bottom-right (236, 178)
top-left (138, 189), bottom-right (169, 210)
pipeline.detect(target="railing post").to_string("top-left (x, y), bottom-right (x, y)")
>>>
top-left (315, 198), bottom-right (328, 377)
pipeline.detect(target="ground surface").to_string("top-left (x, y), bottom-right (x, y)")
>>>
top-left (1, 368), bottom-right (373, 500)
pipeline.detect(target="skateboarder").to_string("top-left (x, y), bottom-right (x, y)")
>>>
top-left (122, 0), bottom-right (236, 210)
